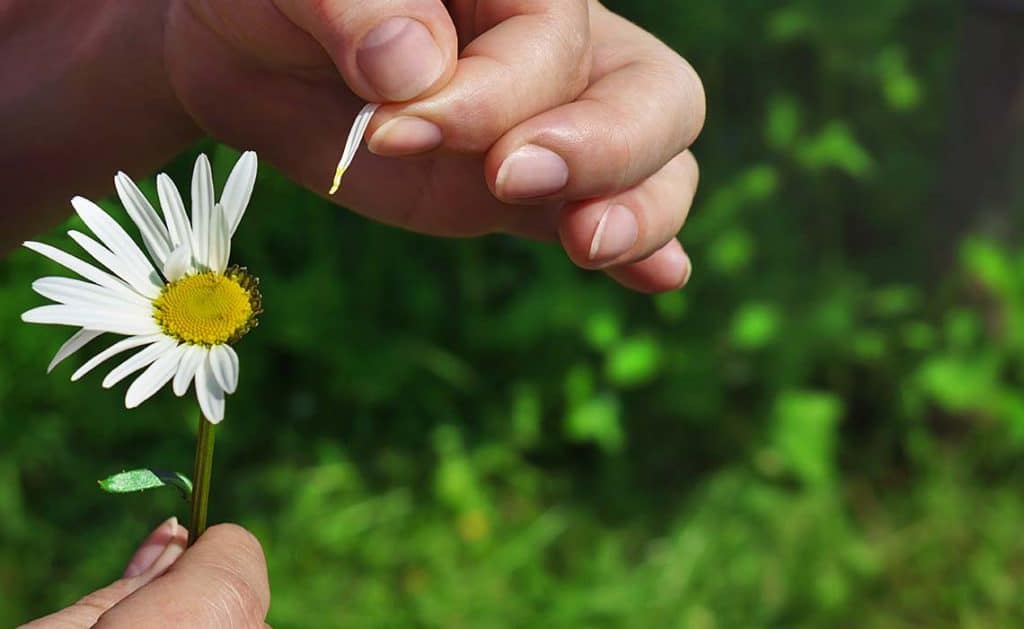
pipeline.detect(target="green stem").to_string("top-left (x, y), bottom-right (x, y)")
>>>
top-left (188, 411), bottom-right (216, 545)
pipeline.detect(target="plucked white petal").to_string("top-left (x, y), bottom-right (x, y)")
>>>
top-left (33, 276), bottom-right (151, 311)
top-left (209, 344), bottom-right (239, 394)
top-left (22, 304), bottom-right (160, 336)
top-left (208, 205), bottom-right (230, 274)
top-left (125, 344), bottom-right (186, 408)
top-left (102, 338), bottom-right (177, 389)
top-left (71, 196), bottom-right (161, 290)
top-left (71, 334), bottom-right (163, 381)
top-left (163, 244), bottom-right (192, 283)
top-left (67, 231), bottom-right (161, 299)
top-left (115, 172), bottom-right (171, 266)
top-left (23, 241), bottom-right (145, 304)
top-left (157, 173), bottom-right (194, 254)
top-left (173, 345), bottom-right (207, 396)
top-left (220, 151), bottom-right (257, 236)
top-left (47, 329), bottom-right (104, 373)
top-left (329, 103), bottom-right (379, 195)
top-left (195, 356), bottom-right (226, 423)
top-left (191, 155), bottom-right (215, 268)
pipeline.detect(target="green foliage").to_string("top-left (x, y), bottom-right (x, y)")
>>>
top-left (6, 1), bottom-right (1024, 627)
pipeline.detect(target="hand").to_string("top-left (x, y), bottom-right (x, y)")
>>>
top-left (22, 520), bottom-right (270, 628)
top-left (164, 0), bottom-right (705, 292)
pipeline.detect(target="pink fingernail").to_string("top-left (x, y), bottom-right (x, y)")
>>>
top-left (123, 516), bottom-right (178, 578)
top-left (357, 17), bottom-right (443, 102)
top-left (589, 204), bottom-right (639, 264)
top-left (496, 145), bottom-right (570, 200)
top-left (368, 116), bottom-right (443, 156)
top-left (680, 254), bottom-right (693, 287)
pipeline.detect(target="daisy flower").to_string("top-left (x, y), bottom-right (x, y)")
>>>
top-left (22, 152), bottom-right (262, 423)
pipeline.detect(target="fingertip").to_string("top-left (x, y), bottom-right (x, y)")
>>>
top-left (605, 240), bottom-right (693, 294)
top-left (122, 516), bottom-right (184, 579)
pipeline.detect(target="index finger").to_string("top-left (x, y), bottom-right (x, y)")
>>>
top-left (94, 524), bottom-right (270, 628)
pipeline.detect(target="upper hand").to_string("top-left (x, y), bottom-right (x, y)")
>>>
top-left (164, 0), bottom-right (705, 292)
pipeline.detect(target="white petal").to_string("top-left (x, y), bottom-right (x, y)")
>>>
top-left (173, 345), bottom-right (207, 396)
top-left (157, 173), bottom-right (194, 253)
top-left (48, 329), bottom-right (104, 373)
top-left (329, 103), bottom-right (379, 195)
top-left (209, 344), bottom-right (239, 394)
top-left (191, 155), bottom-right (214, 268)
top-left (103, 338), bottom-right (177, 389)
top-left (22, 304), bottom-right (160, 336)
top-left (71, 196), bottom-right (160, 289)
top-left (115, 172), bottom-right (171, 266)
top-left (125, 344), bottom-right (186, 408)
top-left (23, 241), bottom-right (146, 303)
top-left (221, 151), bottom-right (257, 236)
top-left (33, 276), bottom-right (151, 311)
top-left (71, 334), bottom-right (163, 381)
top-left (208, 205), bottom-right (230, 274)
top-left (195, 355), bottom-right (226, 423)
top-left (67, 231), bottom-right (161, 299)
top-left (163, 244), bottom-right (192, 282)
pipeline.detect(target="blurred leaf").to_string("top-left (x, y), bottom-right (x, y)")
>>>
top-left (796, 121), bottom-right (874, 178)
top-left (605, 336), bottom-right (662, 387)
top-left (766, 96), bottom-right (803, 150)
top-left (876, 46), bottom-right (922, 111)
top-left (709, 229), bottom-right (755, 275)
top-left (584, 311), bottom-right (622, 351)
top-left (731, 303), bottom-right (782, 350)
top-left (772, 391), bottom-right (843, 487)
top-left (565, 394), bottom-right (624, 453)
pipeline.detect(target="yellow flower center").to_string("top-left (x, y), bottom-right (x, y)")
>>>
top-left (153, 267), bottom-right (261, 346)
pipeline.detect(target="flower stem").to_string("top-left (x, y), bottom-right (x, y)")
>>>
top-left (188, 411), bottom-right (216, 545)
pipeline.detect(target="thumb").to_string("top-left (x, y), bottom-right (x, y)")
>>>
top-left (274, 0), bottom-right (458, 102)
top-left (93, 524), bottom-right (270, 628)
top-left (20, 517), bottom-right (187, 628)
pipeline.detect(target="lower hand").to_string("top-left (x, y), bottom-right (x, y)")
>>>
top-left (22, 520), bottom-right (270, 628)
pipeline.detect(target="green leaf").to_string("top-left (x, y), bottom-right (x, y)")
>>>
top-left (98, 469), bottom-right (193, 501)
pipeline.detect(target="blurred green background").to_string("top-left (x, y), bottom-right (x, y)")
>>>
top-left (4, 1), bottom-right (1024, 626)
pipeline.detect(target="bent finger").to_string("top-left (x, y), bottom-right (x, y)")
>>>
top-left (558, 150), bottom-right (699, 269)
top-left (485, 7), bottom-right (705, 203)
top-left (368, 0), bottom-right (592, 155)
top-left (605, 239), bottom-right (694, 294)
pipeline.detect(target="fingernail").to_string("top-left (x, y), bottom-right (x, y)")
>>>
top-left (368, 116), bottom-right (443, 156)
top-left (589, 204), bottom-right (639, 264)
top-left (496, 145), bottom-right (569, 200)
top-left (123, 516), bottom-right (179, 578)
top-left (680, 254), bottom-right (693, 287)
top-left (357, 17), bottom-right (443, 102)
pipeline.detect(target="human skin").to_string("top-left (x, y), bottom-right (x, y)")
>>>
top-left (20, 521), bottom-right (271, 628)
top-left (0, 0), bottom-right (705, 293)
